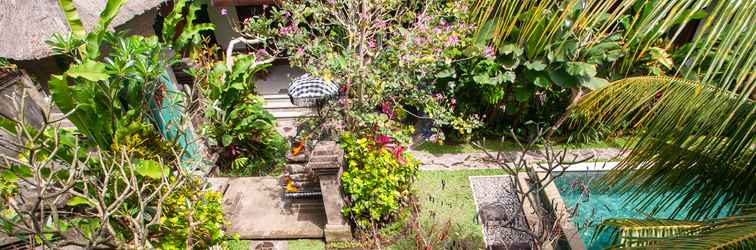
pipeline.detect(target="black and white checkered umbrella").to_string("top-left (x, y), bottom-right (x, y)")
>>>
top-left (288, 73), bottom-right (339, 106)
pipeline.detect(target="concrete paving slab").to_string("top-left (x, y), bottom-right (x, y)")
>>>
top-left (223, 177), bottom-right (326, 239)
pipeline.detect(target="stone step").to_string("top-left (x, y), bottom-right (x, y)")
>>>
top-left (263, 98), bottom-right (296, 109)
top-left (262, 94), bottom-right (290, 101)
top-left (269, 110), bottom-right (316, 119)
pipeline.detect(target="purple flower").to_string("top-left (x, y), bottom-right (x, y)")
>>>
top-left (484, 45), bottom-right (496, 59)
top-left (220, 8), bottom-right (228, 16)
top-left (284, 11), bottom-right (291, 18)
top-left (446, 35), bottom-right (459, 47)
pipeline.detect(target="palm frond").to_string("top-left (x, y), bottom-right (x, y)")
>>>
top-left (599, 207), bottom-right (756, 249)
top-left (575, 76), bottom-right (755, 220)
top-left (595, 218), bottom-right (702, 248)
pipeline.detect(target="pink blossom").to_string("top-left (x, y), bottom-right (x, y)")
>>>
top-left (263, 4), bottom-right (268, 9)
top-left (375, 20), bottom-right (387, 29)
top-left (220, 8), bottom-right (228, 16)
top-left (484, 45), bottom-right (496, 59)
top-left (368, 39), bottom-right (376, 49)
top-left (446, 35), bottom-right (459, 47)
top-left (393, 146), bottom-right (406, 163)
top-left (284, 11), bottom-right (291, 18)
top-left (375, 135), bottom-right (393, 145)
top-left (414, 37), bottom-right (426, 45)
top-left (296, 47), bottom-right (305, 55)
top-left (381, 101), bottom-right (395, 119)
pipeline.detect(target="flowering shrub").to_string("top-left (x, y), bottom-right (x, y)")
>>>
top-left (242, 0), bottom-right (481, 135)
top-left (155, 179), bottom-right (225, 249)
top-left (433, 6), bottom-right (631, 139)
top-left (340, 132), bottom-right (419, 230)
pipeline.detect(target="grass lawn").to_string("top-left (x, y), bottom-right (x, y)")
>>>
top-left (284, 169), bottom-right (509, 249)
top-left (288, 239), bottom-right (326, 250)
top-left (412, 137), bottom-right (627, 155)
top-left (383, 168), bottom-right (508, 249)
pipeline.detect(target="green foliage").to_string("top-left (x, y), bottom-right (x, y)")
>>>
top-left (203, 55), bottom-right (288, 176)
top-left (162, 0), bottom-right (215, 52)
top-left (340, 133), bottom-right (419, 229)
top-left (0, 0), bottom-right (229, 248)
top-left (156, 179), bottom-right (225, 249)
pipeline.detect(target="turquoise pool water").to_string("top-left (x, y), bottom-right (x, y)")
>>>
top-left (553, 172), bottom-right (682, 249)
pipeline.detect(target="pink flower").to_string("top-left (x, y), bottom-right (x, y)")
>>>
top-left (296, 47), bottom-right (305, 55)
top-left (446, 35), bottom-right (459, 47)
top-left (375, 135), bottom-right (393, 145)
top-left (381, 101), bottom-right (395, 119)
top-left (368, 39), bottom-right (376, 49)
top-left (263, 4), bottom-right (268, 9)
top-left (393, 146), bottom-right (406, 163)
top-left (220, 8), bottom-right (228, 16)
top-left (484, 45), bottom-right (496, 59)
top-left (284, 11), bottom-right (291, 18)
top-left (375, 20), bottom-right (387, 29)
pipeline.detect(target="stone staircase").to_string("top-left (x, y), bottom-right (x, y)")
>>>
top-left (262, 94), bottom-right (316, 139)
top-left (208, 95), bottom-right (352, 242)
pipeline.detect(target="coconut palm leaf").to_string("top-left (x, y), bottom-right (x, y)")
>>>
top-left (596, 207), bottom-right (756, 249)
top-left (575, 76), bottom-right (755, 220)
top-left (594, 218), bottom-right (702, 248)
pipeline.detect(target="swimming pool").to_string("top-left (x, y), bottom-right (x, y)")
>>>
top-left (552, 171), bottom-right (683, 249)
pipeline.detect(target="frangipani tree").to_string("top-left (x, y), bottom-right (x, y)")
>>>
top-left (242, 0), bottom-right (482, 136)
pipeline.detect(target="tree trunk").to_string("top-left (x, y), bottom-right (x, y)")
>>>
top-left (546, 87), bottom-right (584, 139)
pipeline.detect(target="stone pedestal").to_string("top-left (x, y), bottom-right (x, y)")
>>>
top-left (308, 141), bottom-right (353, 242)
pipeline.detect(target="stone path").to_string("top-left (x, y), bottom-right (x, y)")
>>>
top-left (411, 148), bottom-right (625, 171)
top-left (470, 176), bottom-right (532, 249)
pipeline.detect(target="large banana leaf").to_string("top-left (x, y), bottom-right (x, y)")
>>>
top-left (56, 0), bottom-right (85, 37)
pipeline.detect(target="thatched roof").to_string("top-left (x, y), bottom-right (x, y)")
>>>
top-left (0, 0), bottom-right (164, 61)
